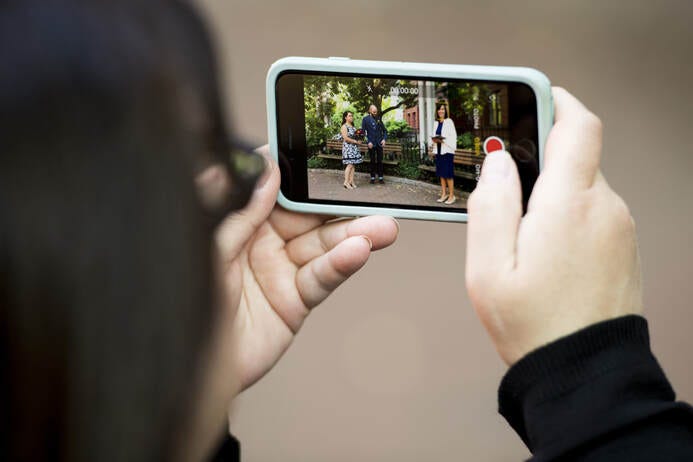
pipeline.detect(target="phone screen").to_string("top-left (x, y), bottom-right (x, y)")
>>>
top-left (275, 71), bottom-right (540, 213)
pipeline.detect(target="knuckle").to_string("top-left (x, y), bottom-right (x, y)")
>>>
top-left (582, 111), bottom-right (603, 136)
top-left (466, 268), bottom-right (517, 314)
top-left (610, 194), bottom-right (635, 234)
top-left (465, 262), bottom-right (492, 291)
top-left (567, 191), bottom-right (593, 223)
top-left (467, 187), bottom-right (512, 215)
top-left (465, 269), bottom-right (490, 305)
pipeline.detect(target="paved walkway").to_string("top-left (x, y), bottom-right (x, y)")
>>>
top-left (308, 169), bottom-right (469, 209)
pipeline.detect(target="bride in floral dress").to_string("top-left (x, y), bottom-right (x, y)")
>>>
top-left (340, 111), bottom-right (363, 189)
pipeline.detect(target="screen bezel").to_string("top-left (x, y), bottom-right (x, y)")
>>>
top-left (275, 70), bottom-right (540, 214)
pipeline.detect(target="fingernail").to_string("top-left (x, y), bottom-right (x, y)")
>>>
top-left (361, 235), bottom-right (373, 250)
top-left (481, 151), bottom-right (512, 183)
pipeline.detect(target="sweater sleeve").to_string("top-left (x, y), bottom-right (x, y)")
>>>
top-left (498, 315), bottom-right (693, 461)
top-left (209, 434), bottom-right (240, 462)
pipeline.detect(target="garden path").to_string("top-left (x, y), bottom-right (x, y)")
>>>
top-left (307, 169), bottom-right (469, 209)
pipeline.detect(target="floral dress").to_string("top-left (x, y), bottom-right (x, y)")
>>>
top-left (342, 125), bottom-right (363, 165)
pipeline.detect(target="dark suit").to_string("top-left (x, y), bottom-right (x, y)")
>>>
top-left (361, 114), bottom-right (388, 179)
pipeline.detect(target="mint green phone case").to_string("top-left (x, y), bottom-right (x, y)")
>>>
top-left (266, 57), bottom-right (553, 222)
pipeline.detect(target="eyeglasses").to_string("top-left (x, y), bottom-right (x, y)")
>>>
top-left (199, 134), bottom-right (266, 229)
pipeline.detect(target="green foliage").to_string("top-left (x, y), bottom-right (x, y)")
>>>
top-left (447, 83), bottom-right (491, 123)
top-left (303, 75), bottom-right (419, 154)
top-left (457, 131), bottom-right (474, 149)
top-left (330, 109), bottom-right (364, 132)
top-left (304, 76), bottom-right (338, 154)
top-left (307, 155), bottom-right (328, 169)
top-left (335, 78), bottom-right (418, 117)
top-left (394, 158), bottom-right (422, 180)
top-left (385, 120), bottom-right (411, 139)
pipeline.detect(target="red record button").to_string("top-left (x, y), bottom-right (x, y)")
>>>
top-left (483, 136), bottom-right (505, 155)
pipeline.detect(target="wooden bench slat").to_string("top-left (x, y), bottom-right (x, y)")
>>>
top-left (326, 139), bottom-right (403, 155)
top-left (418, 165), bottom-right (478, 180)
top-left (427, 146), bottom-right (485, 166)
top-left (317, 153), bottom-right (399, 166)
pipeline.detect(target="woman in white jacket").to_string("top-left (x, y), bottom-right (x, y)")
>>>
top-left (430, 103), bottom-right (457, 204)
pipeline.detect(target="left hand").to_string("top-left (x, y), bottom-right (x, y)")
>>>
top-left (215, 146), bottom-right (399, 392)
top-left (380, 140), bottom-right (386, 147)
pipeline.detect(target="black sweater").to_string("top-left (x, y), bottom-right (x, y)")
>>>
top-left (212, 315), bottom-right (693, 461)
top-left (499, 315), bottom-right (693, 460)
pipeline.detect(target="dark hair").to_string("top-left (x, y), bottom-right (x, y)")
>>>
top-left (341, 111), bottom-right (353, 125)
top-left (0, 1), bottom-right (237, 460)
top-left (437, 103), bottom-right (449, 120)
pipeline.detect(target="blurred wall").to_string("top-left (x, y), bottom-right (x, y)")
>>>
top-left (196, 1), bottom-right (693, 460)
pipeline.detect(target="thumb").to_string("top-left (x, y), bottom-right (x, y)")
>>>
top-left (215, 145), bottom-right (280, 264)
top-left (466, 151), bottom-right (523, 285)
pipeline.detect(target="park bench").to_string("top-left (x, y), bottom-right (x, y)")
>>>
top-left (320, 139), bottom-right (403, 165)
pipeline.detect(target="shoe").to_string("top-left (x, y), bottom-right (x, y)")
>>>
top-left (350, 182), bottom-right (357, 189)
top-left (444, 196), bottom-right (457, 205)
top-left (436, 194), bottom-right (449, 203)
top-left (343, 182), bottom-right (353, 189)
top-left (378, 177), bottom-right (384, 184)
top-left (370, 178), bottom-right (375, 184)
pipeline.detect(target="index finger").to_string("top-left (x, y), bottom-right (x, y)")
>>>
top-left (541, 87), bottom-right (603, 191)
top-left (268, 206), bottom-right (333, 242)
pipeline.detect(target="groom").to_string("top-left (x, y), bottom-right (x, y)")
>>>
top-left (361, 104), bottom-right (388, 184)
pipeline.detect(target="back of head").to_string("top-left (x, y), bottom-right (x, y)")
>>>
top-left (0, 1), bottom-right (224, 459)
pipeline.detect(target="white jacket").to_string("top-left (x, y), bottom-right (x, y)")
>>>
top-left (429, 118), bottom-right (457, 155)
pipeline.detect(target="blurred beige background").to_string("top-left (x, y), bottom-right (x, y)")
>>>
top-left (197, 0), bottom-right (693, 460)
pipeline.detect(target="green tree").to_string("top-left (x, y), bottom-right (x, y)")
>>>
top-left (304, 75), bottom-right (340, 155)
top-left (303, 76), bottom-right (420, 154)
top-left (337, 78), bottom-right (418, 119)
top-left (385, 119), bottom-right (412, 138)
top-left (330, 108), bottom-right (364, 131)
top-left (447, 82), bottom-right (491, 125)
top-left (457, 132), bottom-right (474, 149)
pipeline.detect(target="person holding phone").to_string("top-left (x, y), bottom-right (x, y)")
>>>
top-left (2, 1), bottom-right (692, 461)
top-left (340, 111), bottom-right (362, 189)
top-left (430, 103), bottom-right (458, 204)
top-left (0, 3), bottom-right (400, 461)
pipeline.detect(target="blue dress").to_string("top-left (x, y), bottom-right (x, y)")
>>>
top-left (342, 125), bottom-right (363, 165)
top-left (435, 120), bottom-right (454, 179)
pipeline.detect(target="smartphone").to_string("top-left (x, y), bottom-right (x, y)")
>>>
top-left (266, 57), bottom-right (553, 222)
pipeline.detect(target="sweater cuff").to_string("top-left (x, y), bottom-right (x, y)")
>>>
top-left (498, 315), bottom-right (675, 459)
top-left (209, 433), bottom-right (240, 462)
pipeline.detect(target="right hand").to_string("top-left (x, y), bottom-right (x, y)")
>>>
top-left (368, 142), bottom-right (373, 149)
top-left (465, 87), bottom-right (643, 366)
